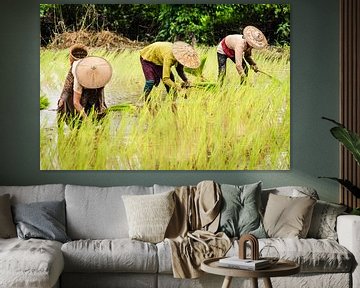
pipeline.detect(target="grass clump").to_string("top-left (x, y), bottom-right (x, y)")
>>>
top-left (40, 94), bottom-right (50, 110)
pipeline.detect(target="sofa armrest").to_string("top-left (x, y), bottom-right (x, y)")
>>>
top-left (337, 215), bottom-right (360, 288)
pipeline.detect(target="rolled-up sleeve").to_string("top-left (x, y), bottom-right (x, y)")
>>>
top-left (162, 58), bottom-right (177, 88)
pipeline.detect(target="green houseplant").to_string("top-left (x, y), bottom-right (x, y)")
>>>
top-left (320, 117), bottom-right (360, 215)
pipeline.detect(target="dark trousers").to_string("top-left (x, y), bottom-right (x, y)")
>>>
top-left (140, 57), bottom-right (175, 102)
top-left (217, 52), bottom-right (249, 85)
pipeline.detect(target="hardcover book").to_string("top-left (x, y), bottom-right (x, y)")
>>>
top-left (218, 257), bottom-right (271, 270)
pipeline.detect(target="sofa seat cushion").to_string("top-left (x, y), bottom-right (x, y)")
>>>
top-left (0, 238), bottom-right (64, 288)
top-left (226, 238), bottom-right (353, 273)
top-left (157, 238), bottom-right (354, 274)
top-left (62, 239), bottom-right (158, 273)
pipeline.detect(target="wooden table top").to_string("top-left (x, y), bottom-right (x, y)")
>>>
top-left (201, 257), bottom-right (300, 278)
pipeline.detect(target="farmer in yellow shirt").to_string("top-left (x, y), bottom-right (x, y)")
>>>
top-left (217, 26), bottom-right (268, 84)
top-left (140, 41), bottom-right (200, 102)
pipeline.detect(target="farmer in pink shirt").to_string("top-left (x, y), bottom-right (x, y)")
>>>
top-left (217, 26), bottom-right (268, 84)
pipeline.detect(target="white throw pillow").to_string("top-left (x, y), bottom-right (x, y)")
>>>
top-left (122, 191), bottom-right (175, 243)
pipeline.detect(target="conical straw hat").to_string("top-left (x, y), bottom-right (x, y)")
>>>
top-left (172, 41), bottom-right (200, 69)
top-left (75, 56), bottom-right (112, 89)
top-left (243, 26), bottom-right (268, 49)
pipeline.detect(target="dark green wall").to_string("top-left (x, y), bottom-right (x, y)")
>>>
top-left (0, 0), bottom-right (340, 203)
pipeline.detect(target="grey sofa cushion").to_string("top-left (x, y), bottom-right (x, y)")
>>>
top-left (225, 238), bottom-right (354, 274)
top-left (258, 238), bottom-right (354, 273)
top-left (0, 184), bottom-right (65, 204)
top-left (12, 200), bottom-right (70, 243)
top-left (0, 194), bottom-right (16, 238)
top-left (62, 239), bottom-right (158, 273)
top-left (153, 184), bottom-right (176, 194)
top-left (158, 237), bottom-right (353, 275)
top-left (156, 240), bottom-right (173, 274)
top-left (0, 238), bottom-right (64, 288)
top-left (65, 185), bottom-right (154, 239)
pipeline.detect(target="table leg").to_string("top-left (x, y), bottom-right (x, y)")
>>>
top-left (251, 278), bottom-right (258, 288)
top-left (221, 276), bottom-right (233, 288)
top-left (263, 277), bottom-right (273, 288)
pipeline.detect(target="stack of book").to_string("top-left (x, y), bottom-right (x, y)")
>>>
top-left (218, 257), bottom-right (271, 270)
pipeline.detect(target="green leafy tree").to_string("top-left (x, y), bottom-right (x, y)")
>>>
top-left (156, 4), bottom-right (216, 43)
top-left (40, 4), bottom-right (290, 47)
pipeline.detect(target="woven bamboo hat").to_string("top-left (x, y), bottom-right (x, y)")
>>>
top-left (69, 44), bottom-right (88, 62)
top-left (172, 41), bottom-right (200, 69)
top-left (75, 56), bottom-right (112, 89)
top-left (243, 26), bottom-right (268, 49)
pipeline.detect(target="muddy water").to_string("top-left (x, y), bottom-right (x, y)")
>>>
top-left (40, 85), bottom-right (59, 128)
top-left (40, 85), bottom-right (141, 128)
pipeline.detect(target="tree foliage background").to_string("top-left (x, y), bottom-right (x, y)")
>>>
top-left (40, 4), bottom-right (290, 47)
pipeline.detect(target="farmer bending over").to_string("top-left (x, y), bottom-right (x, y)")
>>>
top-left (139, 41), bottom-right (200, 102)
top-left (57, 44), bottom-right (112, 124)
top-left (217, 26), bottom-right (268, 85)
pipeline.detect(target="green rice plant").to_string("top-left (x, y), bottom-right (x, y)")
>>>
top-left (40, 94), bottom-right (50, 110)
top-left (40, 45), bottom-right (290, 170)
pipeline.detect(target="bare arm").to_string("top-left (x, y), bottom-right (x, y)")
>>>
top-left (244, 49), bottom-right (256, 66)
top-left (234, 43), bottom-right (246, 76)
top-left (73, 90), bottom-right (86, 118)
top-left (244, 48), bottom-right (258, 71)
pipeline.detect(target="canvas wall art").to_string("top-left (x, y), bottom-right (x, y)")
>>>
top-left (40, 4), bottom-right (290, 170)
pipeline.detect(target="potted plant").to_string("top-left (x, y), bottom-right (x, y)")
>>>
top-left (320, 117), bottom-right (360, 215)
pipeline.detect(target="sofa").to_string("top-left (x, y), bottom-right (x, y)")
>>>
top-left (0, 183), bottom-right (359, 288)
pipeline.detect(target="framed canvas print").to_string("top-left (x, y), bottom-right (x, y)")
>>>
top-left (40, 4), bottom-right (290, 170)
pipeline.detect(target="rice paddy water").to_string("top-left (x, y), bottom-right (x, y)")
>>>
top-left (40, 46), bottom-right (290, 170)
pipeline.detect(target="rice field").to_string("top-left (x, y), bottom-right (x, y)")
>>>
top-left (40, 45), bottom-right (290, 170)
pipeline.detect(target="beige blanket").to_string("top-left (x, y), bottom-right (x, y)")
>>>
top-left (165, 180), bottom-right (231, 278)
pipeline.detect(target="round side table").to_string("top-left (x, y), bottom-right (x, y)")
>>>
top-left (201, 257), bottom-right (300, 288)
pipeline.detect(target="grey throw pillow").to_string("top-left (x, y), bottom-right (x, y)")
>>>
top-left (0, 194), bottom-right (17, 238)
top-left (218, 182), bottom-right (266, 238)
top-left (12, 200), bottom-right (70, 243)
top-left (307, 200), bottom-right (347, 240)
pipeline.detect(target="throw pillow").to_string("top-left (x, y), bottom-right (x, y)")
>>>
top-left (0, 194), bottom-right (17, 238)
top-left (122, 190), bottom-right (175, 243)
top-left (12, 200), bottom-right (70, 243)
top-left (307, 200), bottom-right (347, 240)
top-left (218, 182), bottom-right (267, 238)
top-left (263, 193), bottom-right (316, 238)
